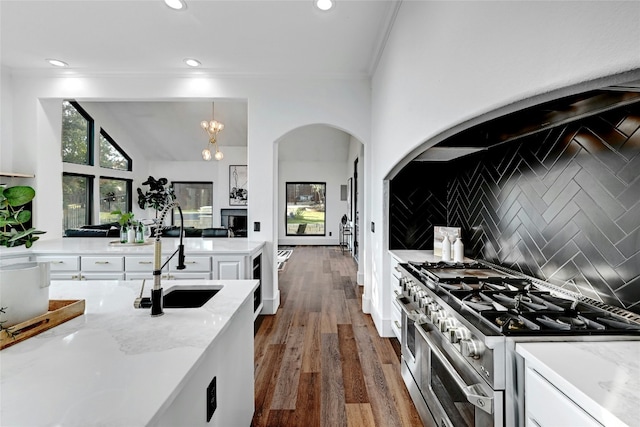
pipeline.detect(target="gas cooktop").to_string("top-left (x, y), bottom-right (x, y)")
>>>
top-left (402, 260), bottom-right (640, 337)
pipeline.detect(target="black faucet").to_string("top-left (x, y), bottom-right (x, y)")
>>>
top-left (133, 201), bottom-right (186, 316)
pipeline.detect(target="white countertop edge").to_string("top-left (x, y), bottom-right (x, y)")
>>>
top-left (0, 237), bottom-right (265, 257)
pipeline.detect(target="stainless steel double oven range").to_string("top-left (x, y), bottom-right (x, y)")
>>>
top-left (396, 260), bottom-right (640, 427)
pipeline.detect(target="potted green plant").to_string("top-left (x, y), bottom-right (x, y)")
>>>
top-left (0, 185), bottom-right (46, 248)
top-left (110, 210), bottom-right (135, 243)
top-left (0, 184), bottom-right (49, 334)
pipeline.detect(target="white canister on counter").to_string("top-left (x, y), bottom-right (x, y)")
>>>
top-left (441, 235), bottom-right (452, 261)
top-left (453, 237), bottom-right (464, 263)
top-left (127, 226), bottom-right (136, 243)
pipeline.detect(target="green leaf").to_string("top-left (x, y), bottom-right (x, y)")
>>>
top-left (3, 186), bottom-right (35, 207)
top-left (15, 210), bottom-right (31, 224)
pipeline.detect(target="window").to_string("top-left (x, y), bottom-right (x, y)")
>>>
top-left (61, 101), bottom-right (93, 165)
top-left (61, 100), bottom-right (133, 231)
top-left (63, 173), bottom-right (93, 230)
top-left (99, 177), bottom-right (132, 224)
top-left (99, 129), bottom-right (132, 171)
top-left (172, 182), bottom-right (214, 228)
top-left (285, 182), bottom-right (326, 236)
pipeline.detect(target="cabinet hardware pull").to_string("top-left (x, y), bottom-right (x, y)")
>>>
top-left (394, 290), bottom-right (400, 296)
top-left (138, 261), bottom-right (152, 264)
top-left (95, 261), bottom-right (110, 264)
top-left (52, 261), bottom-right (64, 264)
top-left (394, 320), bottom-right (401, 329)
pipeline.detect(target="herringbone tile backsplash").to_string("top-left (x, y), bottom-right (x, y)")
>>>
top-left (390, 103), bottom-right (640, 313)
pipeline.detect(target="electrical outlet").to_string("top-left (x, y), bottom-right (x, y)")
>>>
top-left (254, 221), bottom-right (260, 232)
top-left (206, 376), bottom-right (217, 422)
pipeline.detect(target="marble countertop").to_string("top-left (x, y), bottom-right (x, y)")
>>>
top-left (0, 279), bottom-right (258, 426)
top-left (516, 341), bottom-right (640, 427)
top-left (0, 237), bottom-right (265, 257)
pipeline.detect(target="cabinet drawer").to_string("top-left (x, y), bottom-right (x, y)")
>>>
top-left (125, 257), bottom-right (156, 272)
top-left (81, 256), bottom-right (124, 272)
top-left (525, 366), bottom-right (602, 427)
top-left (126, 272), bottom-right (210, 281)
top-left (37, 256), bottom-right (79, 271)
top-left (81, 273), bottom-right (126, 281)
top-left (51, 272), bottom-right (84, 280)
top-left (169, 256), bottom-right (211, 272)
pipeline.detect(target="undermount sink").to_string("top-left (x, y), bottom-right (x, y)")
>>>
top-left (163, 287), bottom-right (221, 308)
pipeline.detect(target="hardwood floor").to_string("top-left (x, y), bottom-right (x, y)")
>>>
top-left (252, 246), bottom-right (424, 427)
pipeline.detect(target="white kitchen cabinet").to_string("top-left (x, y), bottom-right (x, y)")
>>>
top-left (169, 255), bottom-right (211, 272)
top-left (125, 256), bottom-right (211, 280)
top-left (36, 255), bottom-right (80, 272)
top-left (524, 364), bottom-right (602, 427)
top-left (212, 255), bottom-right (245, 280)
top-left (0, 254), bottom-right (32, 267)
top-left (81, 256), bottom-right (124, 272)
top-left (37, 255), bottom-right (81, 280)
top-left (389, 253), bottom-right (402, 340)
top-left (124, 256), bottom-right (155, 272)
top-left (80, 273), bottom-right (126, 281)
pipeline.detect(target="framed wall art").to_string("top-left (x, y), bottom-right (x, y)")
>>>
top-left (229, 165), bottom-right (248, 206)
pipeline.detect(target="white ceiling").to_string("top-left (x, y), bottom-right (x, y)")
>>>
top-left (0, 0), bottom-right (396, 160)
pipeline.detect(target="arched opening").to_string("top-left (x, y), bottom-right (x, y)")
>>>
top-left (274, 123), bottom-right (364, 277)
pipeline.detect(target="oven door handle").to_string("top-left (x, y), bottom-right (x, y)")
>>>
top-left (417, 326), bottom-right (494, 415)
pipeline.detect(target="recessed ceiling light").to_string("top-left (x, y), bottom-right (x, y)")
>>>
top-left (315, 0), bottom-right (334, 11)
top-left (165, 0), bottom-right (186, 11)
top-left (46, 59), bottom-right (68, 67)
top-left (184, 58), bottom-right (201, 67)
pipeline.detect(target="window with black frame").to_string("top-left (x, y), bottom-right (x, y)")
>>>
top-left (172, 181), bottom-right (214, 229)
top-left (61, 100), bottom-right (134, 232)
top-left (285, 182), bottom-right (326, 236)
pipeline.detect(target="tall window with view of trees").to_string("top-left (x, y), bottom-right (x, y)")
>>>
top-left (61, 100), bottom-right (133, 231)
top-left (99, 129), bottom-right (131, 171)
top-left (62, 101), bottom-right (93, 165)
top-left (285, 182), bottom-right (326, 236)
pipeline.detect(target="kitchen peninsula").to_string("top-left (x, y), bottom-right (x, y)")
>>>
top-left (0, 279), bottom-right (258, 426)
top-left (0, 237), bottom-right (265, 318)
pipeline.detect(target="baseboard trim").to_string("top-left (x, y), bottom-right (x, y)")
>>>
top-left (261, 290), bottom-right (280, 315)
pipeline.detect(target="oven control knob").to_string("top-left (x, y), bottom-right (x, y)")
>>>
top-left (461, 338), bottom-right (485, 359)
top-left (431, 309), bottom-right (447, 324)
top-left (450, 327), bottom-right (471, 344)
top-left (438, 318), bottom-right (457, 333)
top-left (420, 296), bottom-right (432, 308)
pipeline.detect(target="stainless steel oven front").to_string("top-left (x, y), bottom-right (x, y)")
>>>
top-left (417, 322), bottom-right (503, 427)
top-left (397, 295), bottom-right (421, 381)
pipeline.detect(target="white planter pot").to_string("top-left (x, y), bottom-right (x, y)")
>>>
top-left (0, 262), bottom-right (51, 327)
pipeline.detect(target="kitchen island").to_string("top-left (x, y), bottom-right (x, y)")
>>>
top-left (0, 279), bottom-right (258, 426)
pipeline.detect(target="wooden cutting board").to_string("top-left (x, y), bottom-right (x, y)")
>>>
top-left (1, 300), bottom-right (85, 350)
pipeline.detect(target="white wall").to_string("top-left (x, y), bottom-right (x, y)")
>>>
top-left (0, 67), bottom-right (13, 172)
top-left (366, 0), bottom-right (640, 335)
